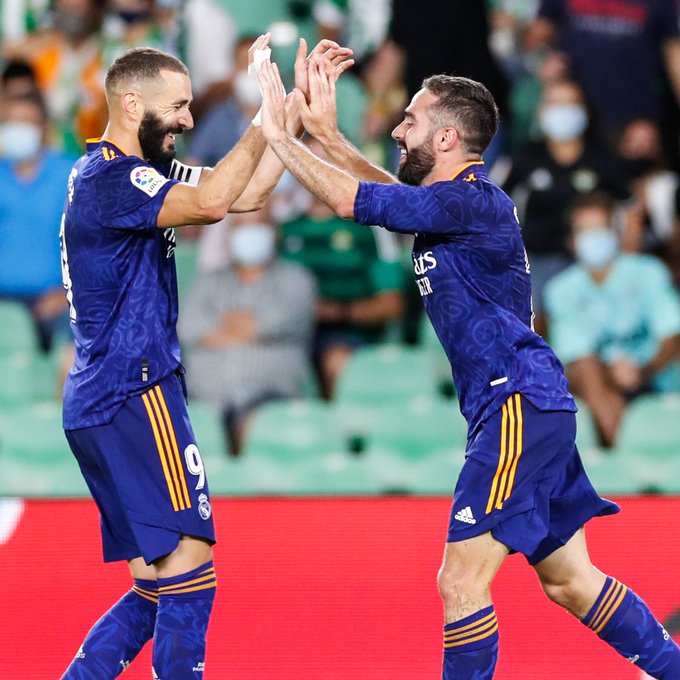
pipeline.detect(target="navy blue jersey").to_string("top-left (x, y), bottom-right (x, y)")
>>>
top-left (354, 162), bottom-right (575, 432)
top-left (60, 139), bottom-right (181, 429)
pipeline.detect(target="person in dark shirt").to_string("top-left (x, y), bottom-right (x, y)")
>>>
top-left (503, 78), bottom-right (633, 335)
top-left (254, 55), bottom-right (680, 679)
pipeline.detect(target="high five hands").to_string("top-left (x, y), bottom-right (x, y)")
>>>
top-left (256, 38), bottom-right (354, 142)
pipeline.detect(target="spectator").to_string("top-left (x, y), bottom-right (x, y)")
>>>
top-left (361, 0), bottom-right (508, 164)
top-left (100, 0), bottom-right (175, 69)
top-left (0, 58), bottom-right (40, 97)
top-left (0, 91), bottom-right (76, 354)
top-left (617, 118), bottom-right (679, 254)
top-left (178, 213), bottom-right (317, 455)
top-left (526, 0), bottom-right (680, 147)
top-left (279, 136), bottom-right (404, 399)
top-left (3, 0), bottom-right (108, 154)
top-left (545, 191), bottom-right (680, 448)
top-left (503, 78), bottom-right (634, 335)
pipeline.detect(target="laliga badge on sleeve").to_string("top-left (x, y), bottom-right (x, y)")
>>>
top-left (130, 166), bottom-right (168, 197)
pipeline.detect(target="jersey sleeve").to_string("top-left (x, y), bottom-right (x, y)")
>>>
top-left (97, 158), bottom-right (178, 231)
top-left (354, 181), bottom-right (489, 235)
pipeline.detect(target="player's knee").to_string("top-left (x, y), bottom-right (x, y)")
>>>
top-left (540, 577), bottom-right (583, 613)
top-left (437, 562), bottom-right (487, 606)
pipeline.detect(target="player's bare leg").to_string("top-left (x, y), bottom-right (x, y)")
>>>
top-left (438, 532), bottom-right (507, 679)
top-left (150, 535), bottom-right (216, 680)
top-left (535, 528), bottom-right (680, 678)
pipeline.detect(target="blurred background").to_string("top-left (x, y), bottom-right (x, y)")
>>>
top-left (1, 0), bottom-right (680, 677)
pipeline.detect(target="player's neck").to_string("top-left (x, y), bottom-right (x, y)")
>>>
top-left (100, 122), bottom-right (144, 159)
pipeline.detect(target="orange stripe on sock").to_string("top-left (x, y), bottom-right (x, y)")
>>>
top-left (444, 621), bottom-right (499, 648)
top-left (141, 392), bottom-right (180, 512)
top-left (132, 586), bottom-right (159, 603)
top-left (589, 580), bottom-right (621, 631)
top-left (159, 573), bottom-right (217, 594)
top-left (593, 584), bottom-right (628, 635)
top-left (444, 612), bottom-right (496, 638)
top-left (444, 615), bottom-right (497, 642)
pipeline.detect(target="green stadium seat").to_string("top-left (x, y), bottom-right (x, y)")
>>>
top-left (616, 393), bottom-right (680, 456)
top-left (0, 351), bottom-right (59, 406)
top-left (287, 452), bottom-right (385, 495)
top-left (174, 239), bottom-right (200, 302)
top-left (579, 449), bottom-right (644, 495)
top-left (0, 401), bottom-right (88, 497)
top-left (360, 398), bottom-right (468, 493)
top-left (0, 300), bottom-right (40, 353)
top-left (574, 399), bottom-right (601, 455)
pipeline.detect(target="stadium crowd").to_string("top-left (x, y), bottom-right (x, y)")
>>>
top-left (1, 0), bottom-right (680, 458)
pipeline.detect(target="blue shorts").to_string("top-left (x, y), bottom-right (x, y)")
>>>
top-left (66, 373), bottom-right (216, 565)
top-left (448, 394), bottom-right (619, 565)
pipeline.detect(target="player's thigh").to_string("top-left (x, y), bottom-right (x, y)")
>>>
top-left (154, 535), bottom-right (213, 578)
top-left (439, 532), bottom-right (509, 591)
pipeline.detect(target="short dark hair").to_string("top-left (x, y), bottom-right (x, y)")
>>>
top-left (3, 91), bottom-right (49, 124)
top-left (1, 59), bottom-right (38, 86)
top-left (568, 190), bottom-right (616, 225)
top-left (105, 47), bottom-right (188, 94)
top-left (421, 75), bottom-right (499, 155)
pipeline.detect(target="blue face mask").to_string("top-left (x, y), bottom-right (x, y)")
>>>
top-left (0, 121), bottom-right (42, 162)
top-left (230, 224), bottom-right (276, 266)
top-left (574, 228), bottom-right (619, 271)
top-left (539, 104), bottom-right (588, 142)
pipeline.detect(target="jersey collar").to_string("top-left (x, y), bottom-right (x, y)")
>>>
top-left (86, 137), bottom-right (130, 160)
top-left (450, 160), bottom-right (486, 182)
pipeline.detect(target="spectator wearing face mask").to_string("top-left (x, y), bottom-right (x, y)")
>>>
top-left (3, 0), bottom-right (108, 154)
top-left (545, 191), bottom-right (680, 448)
top-left (503, 78), bottom-right (634, 336)
top-left (178, 213), bottom-right (317, 455)
top-left (0, 91), bottom-right (77, 355)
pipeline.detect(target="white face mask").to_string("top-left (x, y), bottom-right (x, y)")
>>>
top-left (230, 224), bottom-right (276, 266)
top-left (574, 228), bottom-right (619, 271)
top-left (539, 104), bottom-right (588, 142)
top-left (233, 70), bottom-right (263, 108)
top-left (0, 121), bottom-right (42, 162)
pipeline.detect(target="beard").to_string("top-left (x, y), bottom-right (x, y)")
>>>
top-left (138, 110), bottom-right (181, 166)
top-left (396, 134), bottom-right (436, 186)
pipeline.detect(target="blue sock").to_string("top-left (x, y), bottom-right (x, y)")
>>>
top-left (442, 605), bottom-right (499, 680)
top-left (582, 576), bottom-right (680, 679)
top-left (61, 578), bottom-right (158, 679)
top-left (152, 561), bottom-right (217, 679)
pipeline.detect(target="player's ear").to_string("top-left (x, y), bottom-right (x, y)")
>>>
top-left (438, 126), bottom-right (458, 151)
top-left (121, 91), bottom-right (141, 119)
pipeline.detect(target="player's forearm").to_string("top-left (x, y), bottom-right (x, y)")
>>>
top-left (196, 126), bottom-right (267, 218)
top-left (316, 130), bottom-right (398, 184)
top-left (268, 131), bottom-right (359, 218)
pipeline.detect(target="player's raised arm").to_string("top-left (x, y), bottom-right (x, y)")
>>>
top-left (228, 37), bottom-right (355, 213)
top-left (298, 54), bottom-right (398, 184)
top-left (258, 59), bottom-right (360, 219)
top-left (156, 34), bottom-right (275, 227)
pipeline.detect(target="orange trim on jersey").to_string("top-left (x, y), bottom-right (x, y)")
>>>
top-left (141, 392), bottom-right (181, 512)
top-left (153, 385), bottom-right (191, 510)
top-left (450, 160), bottom-right (485, 182)
top-left (147, 388), bottom-right (189, 511)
